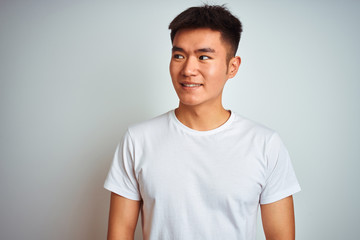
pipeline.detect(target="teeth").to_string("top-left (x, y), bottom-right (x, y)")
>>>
top-left (183, 84), bottom-right (201, 87)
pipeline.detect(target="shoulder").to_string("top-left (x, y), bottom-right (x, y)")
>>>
top-left (126, 111), bottom-right (171, 139)
top-left (228, 112), bottom-right (288, 154)
top-left (230, 113), bottom-right (290, 165)
top-left (231, 112), bottom-right (276, 138)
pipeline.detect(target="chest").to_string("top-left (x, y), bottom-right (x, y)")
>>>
top-left (135, 136), bottom-right (267, 208)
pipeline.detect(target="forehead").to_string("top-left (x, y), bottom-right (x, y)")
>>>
top-left (173, 28), bottom-right (228, 53)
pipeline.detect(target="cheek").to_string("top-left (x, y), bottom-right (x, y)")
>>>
top-left (204, 62), bottom-right (228, 81)
top-left (169, 64), bottom-right (180, 89)
top-left (169, 61), bottom-right (174, 75)
top-left (169, 62), bottom-right (180, 78)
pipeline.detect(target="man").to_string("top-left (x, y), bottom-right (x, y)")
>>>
top-left (104, 4), bottom-right (300, 240)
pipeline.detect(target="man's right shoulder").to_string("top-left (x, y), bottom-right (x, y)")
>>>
top-left (126, 110), bottom-right (171, 137)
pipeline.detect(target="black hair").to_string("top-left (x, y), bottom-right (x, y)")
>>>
top-left (169, 4), bottom-right (242, 61)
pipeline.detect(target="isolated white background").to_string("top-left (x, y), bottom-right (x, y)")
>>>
top-left (1, 0), bottom-right (359, 239)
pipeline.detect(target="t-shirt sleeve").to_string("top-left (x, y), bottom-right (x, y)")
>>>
top-left (260, 132), bottom-right (301, 205)
top-left (104, 130), bottom-right (141, 201)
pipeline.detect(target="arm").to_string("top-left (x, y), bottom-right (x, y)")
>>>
top-left (107, 192), bottom-right (141, 240)
top-left (260, 195), bottom-right (296, 240)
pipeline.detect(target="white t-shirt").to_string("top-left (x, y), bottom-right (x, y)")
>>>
top-left (104, 110), bottom-right (301, 240)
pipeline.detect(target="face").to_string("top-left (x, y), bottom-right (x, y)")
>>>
top-left (169, 28), bottom-right (240, 108)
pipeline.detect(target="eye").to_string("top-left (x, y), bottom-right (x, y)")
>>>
top-left (173, 54), bottom-right (184, 59)
top-left (199, 55), bottom-right (210, 60)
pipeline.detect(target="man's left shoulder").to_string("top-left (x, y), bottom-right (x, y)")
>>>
top-left (231, 112), bottom-right (276, 138)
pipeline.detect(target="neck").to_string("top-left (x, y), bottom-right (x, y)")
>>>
top-left (175, 103), bottom-right (231, 131)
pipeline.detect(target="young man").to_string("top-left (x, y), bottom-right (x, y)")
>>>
top-left (104, 5), bottom-right (300, 240)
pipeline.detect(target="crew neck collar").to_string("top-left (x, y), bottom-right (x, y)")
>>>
top-left (169, 109), bottom-right (235, 136)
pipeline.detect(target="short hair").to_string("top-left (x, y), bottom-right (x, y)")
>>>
top-left (168, 4), bottom-right (242, 61)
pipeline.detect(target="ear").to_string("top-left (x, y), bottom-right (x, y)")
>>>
top-left (227, 56), bottom-right (241, 79)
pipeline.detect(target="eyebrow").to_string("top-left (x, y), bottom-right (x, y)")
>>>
top-left (172, 46), bottom-right (184, 52)
top-left (196, 48), bottom-right (215, 53)
top-left (172, 46), bottom-right (216, 53)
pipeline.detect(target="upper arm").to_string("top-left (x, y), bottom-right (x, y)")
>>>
top-left (260, 195), bottom-right (296, 240)
top-left (107, 192), bottom-right (141, 240)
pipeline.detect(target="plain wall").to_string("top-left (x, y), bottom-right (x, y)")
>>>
top-left (1, 0), bottom-right (359, 239)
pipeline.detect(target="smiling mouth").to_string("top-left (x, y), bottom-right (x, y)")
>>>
top-left (181, 83), bottom-right (203, 87)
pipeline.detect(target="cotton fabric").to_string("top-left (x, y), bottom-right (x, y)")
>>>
top-left (104, 110), bottom-right (301, 240)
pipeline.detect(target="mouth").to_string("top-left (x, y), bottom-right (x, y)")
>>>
top-left (181, 83), bottom-right (203, 87)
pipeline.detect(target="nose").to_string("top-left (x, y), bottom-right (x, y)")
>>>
top-left (181, 56), bottom-right (198, 77)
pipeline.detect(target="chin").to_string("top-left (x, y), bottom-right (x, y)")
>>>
top-left (179, 99), bottom-right (205, 107)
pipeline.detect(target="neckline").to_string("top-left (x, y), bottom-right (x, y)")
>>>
top-left (169, 109), bottom-right (235, 136)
